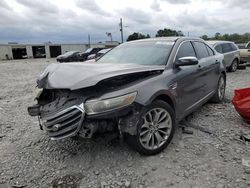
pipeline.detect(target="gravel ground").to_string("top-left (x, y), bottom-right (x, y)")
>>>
top-left (0, 59), bottom-right (250, 188)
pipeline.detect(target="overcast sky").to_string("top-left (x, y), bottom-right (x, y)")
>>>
top-left (0, 0), bottom-right (249, 43)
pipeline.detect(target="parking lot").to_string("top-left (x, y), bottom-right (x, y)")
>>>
top-left (0, 59), bottom-right (250, 188)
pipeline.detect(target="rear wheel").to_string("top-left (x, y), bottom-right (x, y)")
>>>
top-left (210, 74), bottom-right (226, 103)
top-left (126, 100), bottom-right (175, 155)
top-left (228, 59), bottom-right (238, 72)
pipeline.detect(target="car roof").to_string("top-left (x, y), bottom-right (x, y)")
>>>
top-left (206, 40), bottom-right (234, 45)
top-left (126, 37), bottom-right (203, 43)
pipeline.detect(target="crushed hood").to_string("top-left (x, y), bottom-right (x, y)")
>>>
top-left (37, 63), bottom-right (165, 90)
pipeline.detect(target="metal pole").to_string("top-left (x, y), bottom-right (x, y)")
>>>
top-left (120, 18), bottom-right (124, 43)
top-left (88, 34), bottom-right (90, 48)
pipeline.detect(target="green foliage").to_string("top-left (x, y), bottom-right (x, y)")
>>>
top-left (201, 35), bottom-right (208, 40)
top-left (127, 28), bottom-right (185, 41)
top-left (127, 32), bottom-right (150, 41)
top-left (201, 33), bottom-right (250, 43)
top-left (155, 28), bottom-right (184, 37)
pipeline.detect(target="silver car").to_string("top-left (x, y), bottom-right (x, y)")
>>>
top-left (207, 41), bottom-right (240, 72)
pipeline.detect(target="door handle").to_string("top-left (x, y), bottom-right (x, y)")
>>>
top-left (197, 65), bottom-right (203, 70)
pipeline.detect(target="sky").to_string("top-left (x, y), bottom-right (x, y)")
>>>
top-left (0, 0), bottom-right (249, 43)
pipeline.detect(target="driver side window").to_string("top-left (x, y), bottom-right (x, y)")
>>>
top-left (176, 42), bottom-right (196, 60)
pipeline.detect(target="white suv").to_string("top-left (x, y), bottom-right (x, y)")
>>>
top-left (207, 41), bottom-right (240, 72)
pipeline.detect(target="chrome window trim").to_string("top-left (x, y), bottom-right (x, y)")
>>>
top-left (173, 40), bottom-right (197, 63)
top-left (174, 40), bottom-right (217, 63)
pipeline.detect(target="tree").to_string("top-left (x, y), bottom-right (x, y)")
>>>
top-left (177, 30), bottom-right (184, 36)
top-left (127, 32), bottom-right (150, 41)
top-left (155, 28), bottom-right (184, 37)
top-left (214, 32), bottom-right (221, 40)
top-left (201, 35), bottom-right (208, 40)
top-left (201, 32), bottom-right (250, 43)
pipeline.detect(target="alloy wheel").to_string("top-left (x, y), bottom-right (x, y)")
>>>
top-left (139, 108), bottom-right (172, 150)
top-left (232, 61), bottom-right (238, 72)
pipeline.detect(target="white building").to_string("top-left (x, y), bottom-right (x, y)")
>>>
top-left (0, 41), bottom-right (119, 60)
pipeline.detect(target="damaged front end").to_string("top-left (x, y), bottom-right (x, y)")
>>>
top-left (27, 63), bottom-right (163, 140)
top-left (28, 89), bottom-right (85, 140)
top-left (28, 89), bottom-right (142, 140)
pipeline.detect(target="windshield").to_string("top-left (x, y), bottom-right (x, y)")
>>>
top-left (98, 48), bottom-right (111, 54)
top-left (97, 41), bottom-right (174, 65)
top-left (85, 48), bottom-right (93, 53)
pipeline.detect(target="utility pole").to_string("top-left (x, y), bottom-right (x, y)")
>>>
top-left (88, 34), bottom-right (90, 48)
top-left (119, 18), bottom-right (124, 43)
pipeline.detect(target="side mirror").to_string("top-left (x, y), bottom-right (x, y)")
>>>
top-left (175, 56), bottom-right (198, 67)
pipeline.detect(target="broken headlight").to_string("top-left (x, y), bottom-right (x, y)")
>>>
top-left (84, 92), bottom-right (137, 115)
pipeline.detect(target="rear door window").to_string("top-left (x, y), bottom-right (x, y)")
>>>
top-left (222, 43), bottom-right (233, 53)
top-left (214, 44), bottom-right (223, 53)
top-left (230, 43), bottom-right (238, 51)
top-left (206, 45), bottom-right (214, 56)
top-left (193, 42), bottom-right (209, 59)
top-left (176, 41), bottom-right (196, 60)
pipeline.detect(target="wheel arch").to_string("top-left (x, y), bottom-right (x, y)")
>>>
top-left (149, 92), bottom-right (176, 113)
top-left (221, 70), bottom-right (226, 81)
top-left (234, 57), bottom-right (240, 63)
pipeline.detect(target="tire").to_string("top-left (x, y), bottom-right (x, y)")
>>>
top-left (228, 59), bottom-right (238, 72)
top-left (126, 100), bottom-right (175, 155)
top-left (210, 74), bottom-right (226, 103)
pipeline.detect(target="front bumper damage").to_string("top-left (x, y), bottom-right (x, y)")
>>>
top-left (28, 98), bottom-right (142, 140)
top-left (41, 103), bottom-right (85, 140)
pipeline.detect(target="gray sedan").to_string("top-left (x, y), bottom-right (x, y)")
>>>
top-left (28, 37), bottom-right (226, 155)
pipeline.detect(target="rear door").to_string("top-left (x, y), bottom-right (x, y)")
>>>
top-left (193, 41), bottom-right (220, 96)
top-left (221, 43), bottom-right (234, 67)
top-left (214, 44), bottom-right (226, 67)
top-left (214, 44), bottom-right (223, 54)
top-left (229, 43), bottom-right (240, 58)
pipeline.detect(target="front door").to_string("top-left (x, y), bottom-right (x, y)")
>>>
top-left (172, 41), bottom-right (204, 116)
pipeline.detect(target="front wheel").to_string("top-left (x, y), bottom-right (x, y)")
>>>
top-left (126, 100), bottom-right (175, 155)
top-left (210, 74), bottom-right (226, 103)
